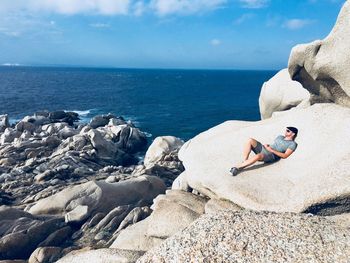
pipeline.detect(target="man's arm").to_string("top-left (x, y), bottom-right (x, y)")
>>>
top-left (264, 145), bottom-right (294, 159)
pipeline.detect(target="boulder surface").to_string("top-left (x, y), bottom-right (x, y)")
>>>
top-left (178, 103), bottom-right (350, 214)
top-left (259, 68), bottom-right (310, 119)
top-left (29, 175), bottom-right (166, 218)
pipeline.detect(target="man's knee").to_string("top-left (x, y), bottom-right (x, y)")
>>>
top-left (248, 138), bottom-right (258, 147)
top-left (256, 153), bottom-right (264, 161)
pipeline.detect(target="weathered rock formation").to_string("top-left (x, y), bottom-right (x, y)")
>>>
top-left (288, 1), bottom-right (350, 107)
top-left (29, 175), bottom-right (165, 218)
top-left (110, 190), bottom-right (207, 253)
top-left (0, 111), bottom-right (148, 207)
top-left (132, 136), bottom-right (184, 186)
top-left (177, 103), bottom-right (350, 215)
top-left (259, 69), bottom-right (310, 119)
top-left (0, 207), bottom-right (66, 260)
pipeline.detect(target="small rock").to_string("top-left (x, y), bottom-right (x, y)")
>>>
top-left (65, 205), bottom-right (90, 224)
top-left (28, 247), bottom-right (62, 263)
top-left (90, 115), bottom-right (109, 129)
top-left (0, 114), bottom-right (10, 132)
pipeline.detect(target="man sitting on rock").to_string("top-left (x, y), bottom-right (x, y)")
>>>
top-left (230, 127), bottom-right (298, 176)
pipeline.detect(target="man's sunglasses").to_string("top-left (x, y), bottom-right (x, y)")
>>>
top-left (286, 129), bottom-right (292, 133)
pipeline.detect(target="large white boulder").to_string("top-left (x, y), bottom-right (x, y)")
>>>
top-left (111, 190), bottom-right (207, 252)
top-left (259, 69), bottom-right (310, 119)
top-left (177, 103), bottom-right (350, 214)
top-left (29, 175), bottom-right (166, 219)
top-left (288, 1), bottom-right (350, 107)
top-left (133, 136), bottom-right (185, 186)
top-left (144, 136), bottom-right (184, 166)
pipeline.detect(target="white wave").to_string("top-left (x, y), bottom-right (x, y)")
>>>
top-left (144, 132), bottom-right (153, 138)
top-left (67, 109), bottom-right (94, 117)
top-left (2, 63), bottom-right (21, 66)
top-left (9, 118), bottom-right (21, 124)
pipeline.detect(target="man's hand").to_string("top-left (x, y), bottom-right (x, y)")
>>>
top-left (264, 144), bottom-right (272, 152)
top-left (264, 144), bottom-right (294, 159)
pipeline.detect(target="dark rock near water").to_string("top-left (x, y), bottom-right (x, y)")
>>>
top-left (89, 115), bottom-right (111, 129)
top-left (0, 115), bottom-right (10, 133)
top-left (28, 246), bottom-right (62, 263)
top-left (0, 207), bottom-right (65, 260)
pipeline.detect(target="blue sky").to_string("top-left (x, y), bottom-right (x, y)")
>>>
top-left (0, 0), bottom-right (345, 69)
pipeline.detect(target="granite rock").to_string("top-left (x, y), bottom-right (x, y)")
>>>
top-left (29, 175), bottom-right (166, 219)
top-left (138, 211), bottom-right (350, 263)
top-left (57, 248), bottom-right (144, 263)
top-left (259, 68), bottom-right (310, 119)
top-left (288, 1), bottom-right (350, 107)
top-left (178, 103), bottom-right (350, 214)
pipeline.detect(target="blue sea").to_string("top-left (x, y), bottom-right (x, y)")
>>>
top-left (0, 66), bottom-right (277, 141)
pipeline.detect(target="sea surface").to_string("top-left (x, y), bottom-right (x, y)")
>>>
top-left (0, 66), bottom-right (277, 141)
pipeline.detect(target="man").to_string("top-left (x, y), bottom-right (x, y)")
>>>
top-left (230, 126), bottom-right (298, 176)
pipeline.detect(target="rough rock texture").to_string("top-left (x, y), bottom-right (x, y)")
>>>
top-left (57, 248), bottom-right (144, 263)
top-left (138, 211), bottom-right (350, 263)
top-left (110, 217), bottom-right (164, 252)
top-left (178, 103), bottom-right (350, 214)
top-left (0, 207), bottom-right (65, 260)
top-left (0, 111), bottom-right (148, 209)
top-left (132, 136), bottom-right (185, 187)
top-left (29, 175), bottom-right (166, 219)
top-left (26, 175), bottom-right (165, 251)
top-left (288, 1), bottom-right (350, 107)
top-left (259, 69), bottom-right (310, 119)
top-left (204, 198), bottom-right (243, 214)
top-left (111, 190), bottom-right (207, 252)
top-left (326, 213), bottom-right (350, 229)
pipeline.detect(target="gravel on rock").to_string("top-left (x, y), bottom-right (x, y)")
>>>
top-left (138, 210), bottom-right (350, 263)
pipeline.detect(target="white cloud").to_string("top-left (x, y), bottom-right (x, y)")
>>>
top-left (210, 39), bottom-right (222, 46)
top-left (90, 23), bottom-right (110, 28)
top-left (283, 19), bottom-right (316, 30)
top-left (0, 28), bottom-right (21, 37)
top-left (234, 13), bottom-right (254, 24)
top-left (0, 0), bottom-right (131, 15)
top-left (150, 0), bottom-right (227, 16)
top-left (0, 13), bottom-right (64, 40)
top-left (133, 1), bottom-right (146, 16)
top-left (239, 0), bottom-right (269, 9)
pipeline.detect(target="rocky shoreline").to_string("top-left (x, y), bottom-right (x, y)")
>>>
top-left (0, 111), bottom-right (184, 262)
top-left (1, 1), bottom-right (350, 262)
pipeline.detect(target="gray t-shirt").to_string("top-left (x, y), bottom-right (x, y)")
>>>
top-left (271, 135), bottom-right (297, 159)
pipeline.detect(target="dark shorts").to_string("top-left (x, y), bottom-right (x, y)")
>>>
top-left (252, 141), bottom-right (277, 163)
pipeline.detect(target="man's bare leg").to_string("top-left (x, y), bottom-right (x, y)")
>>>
top-left (230, 138), bottom-right (263, 176)
top-left (242, 138), bottom-right (258, 161)
top-left (237, 153), bottom-right (264, 169)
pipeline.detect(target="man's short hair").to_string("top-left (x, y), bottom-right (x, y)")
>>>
top-left (287, 126), bottom-right (298, 136)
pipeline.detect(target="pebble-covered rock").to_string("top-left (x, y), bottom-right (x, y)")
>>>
top-left (138, 210), bottom-right (350, 263)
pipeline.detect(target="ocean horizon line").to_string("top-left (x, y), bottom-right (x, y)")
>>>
top-left (0, 64), bottom-right (281, 72)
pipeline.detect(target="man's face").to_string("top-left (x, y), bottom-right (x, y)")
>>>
top-left (285, 128), bottom-right (294, 138)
